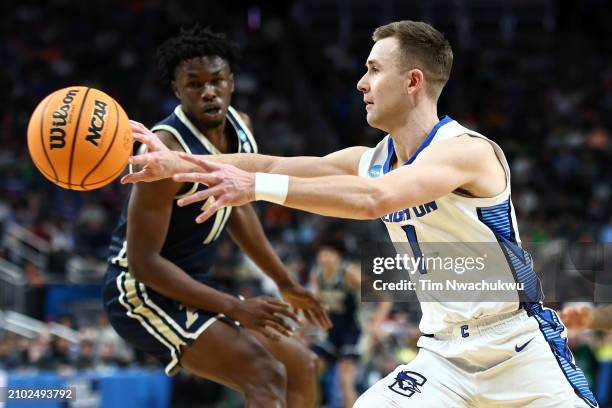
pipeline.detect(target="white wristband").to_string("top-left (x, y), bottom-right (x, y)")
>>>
top-left (255, 173), bottom-right (289, 204)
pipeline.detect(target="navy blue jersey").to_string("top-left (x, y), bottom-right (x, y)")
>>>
top-left (317, 262), bottom-right (359, 330)
top-left (312, 262), bottom-right (361, 359)
top-left (107, 105), bottom-right (257, 280)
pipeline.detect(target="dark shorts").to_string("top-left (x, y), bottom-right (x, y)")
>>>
top-left (312, 322), bottom-right (361, 361)
top-left (102, 264), bottom-right (233, 375)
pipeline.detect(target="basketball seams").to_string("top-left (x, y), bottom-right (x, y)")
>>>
top-left (80, 98), bottom-right (122, 187)
top-left (29, 86), bottom-right (130, 191)
top-left (67, 87), bottom-right (91, 189)
top-left (80, 163), bottom-right (126, 188)
top-left (30, 155), bottom-right (59, 185)
top-left (33, 158), bottom-right (125, 190)
top-left (38, 95), bottom-right (58, 181)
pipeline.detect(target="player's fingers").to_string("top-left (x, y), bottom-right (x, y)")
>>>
top-left (128, 152), bottom-right (162, 167)
top-left (265, 299), bottom-right (298, 316)
top-left (177, 152), bottom-right (221, 172)
top-left (195, 201), bottom-right (224, 224)
top-left (309, 306), bottom-right (328, 328)
top-left (129, 119), bottom-right (146, 127)
top-left (120, 172), bottom-right (148, 184)
top-left (264, 319), bottom-right (293, 338)
top-left (180, 184), bottom-right (224, 206)
top-left (173, 171), bottom-right (220, 186)
top-left (129, 120), bottom-right (148, 132)
top-left (264, 315), bottom-right (294, 335)
top-left (263, 297), bottom-right (292, 308)
top-left (177, 190), bottom-right (215, 207)
top-left (317, 308), bottom-right (333, 329)
top-left (130, 131), bottom-right (163, 151)
top-left (267, 305), bottom-right (299, 323)
top-left (301, 309), bottom-right (318, 327)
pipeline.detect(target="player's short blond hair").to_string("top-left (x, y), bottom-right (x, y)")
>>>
top-left (373, 21), bottom-right (453, 99)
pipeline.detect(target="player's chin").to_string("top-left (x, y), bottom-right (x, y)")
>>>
top-left (200, 116), bottom-right (224, 128)
top-left (365, 112), bottom-right (378, 127)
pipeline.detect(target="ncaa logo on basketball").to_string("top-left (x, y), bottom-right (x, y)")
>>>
top-left (85, 99), bottom-right (108, 147)
top-left (388, 370), bottom-right (427, 398)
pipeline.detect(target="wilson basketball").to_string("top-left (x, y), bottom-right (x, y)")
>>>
top-left (27, 86), bottom-right (133, 191)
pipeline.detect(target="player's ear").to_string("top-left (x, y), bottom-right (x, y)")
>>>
top-left (171, 81), bottom-right (181, 99)
top-left (405, 69), bottom-right (424, 95)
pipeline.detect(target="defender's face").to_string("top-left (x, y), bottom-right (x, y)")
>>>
top-left (356, 38), bottom-right (409, 132)
top-left (173, 56), bottom-right (234, 128)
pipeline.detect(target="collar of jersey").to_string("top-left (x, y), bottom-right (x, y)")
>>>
top-left (174, 105), bottom-right (222, 154)
top-left (383, 115), bottom-right (453, 174)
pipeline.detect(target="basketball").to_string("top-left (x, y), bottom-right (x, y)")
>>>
top-left (27, 86), bottom-right (133, 191)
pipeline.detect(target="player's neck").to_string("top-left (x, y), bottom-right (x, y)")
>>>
top-left (193, 120), bottom-right (232, 153)
top-left (322, 260), bottom-right (341, 278)
top-left (390, 104), bottom-right (439, 166)
top-left (202, 124), bottom-right (227, 149)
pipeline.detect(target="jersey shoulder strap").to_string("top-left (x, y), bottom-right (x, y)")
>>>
top-left (358, 135), bottom-right (390, 178)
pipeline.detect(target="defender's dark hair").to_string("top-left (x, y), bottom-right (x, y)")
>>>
top-left (156, 25), bottom-right (240, 85)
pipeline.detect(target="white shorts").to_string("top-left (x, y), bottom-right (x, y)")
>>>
top-left (354, 304), bottom-right (598, 408)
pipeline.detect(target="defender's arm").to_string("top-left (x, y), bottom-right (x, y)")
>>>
top-left (126, 131), bottom-right (296, 337)
top-left (227, 204), bottom-right (332, 328)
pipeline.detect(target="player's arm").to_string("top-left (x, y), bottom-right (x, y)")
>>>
top-left (279, 136), bottom-right (500, 219)
top-left (122, 120), bottom-right (367, 183)
top-left (172, 135), bottom-right (503, 222)
top-left (127, 131), bottom-right (296, 338)
top-left (226, 204), bottom-right (332, 328)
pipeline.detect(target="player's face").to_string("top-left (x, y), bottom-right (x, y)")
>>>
top-left (317, 247), bottom-right (341, 270)
top-left (357, 37), bottom-right (410, 132)
top-left (172, 56), bottom-right (234, 128)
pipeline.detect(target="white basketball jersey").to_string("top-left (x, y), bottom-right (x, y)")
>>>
top-left (358, 116), bottom-right (543, 334)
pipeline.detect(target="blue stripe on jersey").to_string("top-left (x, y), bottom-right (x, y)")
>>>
top-left (382, 136), bottom-right (395, 174)
top-left (475, 199), bottom-right (515, 242)
top-left (383, 115), bottom-right (453, 174)
top-left (528, 305), bottom-right (598, 407)
top-left (477, 199), bottom-right (543, 303)
top-left (406, 115), bottom-right (452, 165)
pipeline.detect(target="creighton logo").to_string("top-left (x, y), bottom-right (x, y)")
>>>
top-left (388, 370), bottom-right (427, 398)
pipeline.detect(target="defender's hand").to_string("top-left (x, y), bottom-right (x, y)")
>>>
top-left (279, 281), bottom-right (333, 329)
top-left (172, 153), bottom-right (256, 223)
top-left (560, 305), bottom-right (593, 330)
top-left (121, 120), bottom-right (187, 183)
top-left (227, 296), bottom-right (299, 341)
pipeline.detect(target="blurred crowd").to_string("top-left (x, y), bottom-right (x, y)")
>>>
top-left (0, 0), bottom-right (611, 407)
top-left (0, 313), bottom-right (136, 374)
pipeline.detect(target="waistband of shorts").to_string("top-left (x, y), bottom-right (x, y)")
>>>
top-left (421, 308), bottom-right (531, 341)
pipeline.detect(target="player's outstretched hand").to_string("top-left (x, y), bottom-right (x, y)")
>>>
top-left (559, 305), bottom-right (593, 330)
top-left (172, 153), bottom-right (256, 223)
top-left (121, 120), bottom-right (187, 184)
top-left (227, 296), bottom-right (299, 341)
top-left (279, 281), bottom-right (333, 329)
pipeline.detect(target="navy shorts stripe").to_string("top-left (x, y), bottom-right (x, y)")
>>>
top-left (103, 265), bottom-right (220, 375)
